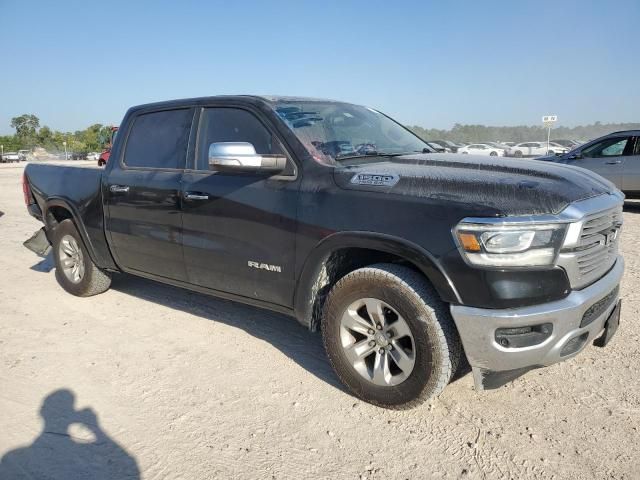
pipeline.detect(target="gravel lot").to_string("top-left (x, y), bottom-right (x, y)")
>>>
top-left (1, 161), bottom-right (639, 479)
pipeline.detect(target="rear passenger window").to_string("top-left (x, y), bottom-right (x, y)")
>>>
top-left (124, 109), bottom-right (192, 169)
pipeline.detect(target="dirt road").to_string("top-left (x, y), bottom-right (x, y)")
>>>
top-left (1, 161), bottom-right (638, 479)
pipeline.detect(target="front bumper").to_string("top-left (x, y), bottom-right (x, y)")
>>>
top-left (450, 256), bottom-right (624, 390)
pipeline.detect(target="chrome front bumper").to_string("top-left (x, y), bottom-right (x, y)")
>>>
top-left (450, 256), bottom-right (624, 390)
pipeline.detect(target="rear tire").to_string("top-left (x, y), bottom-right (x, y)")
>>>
top-left (489, 151), bottom-right (498, 156)
top-left (321, 264), bottom-right (461, 409)
top-left (52, 219), bottom-right (111, 296)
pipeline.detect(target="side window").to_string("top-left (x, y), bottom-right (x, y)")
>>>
top-left (196, 107), bottom-right (286, 170)
top-left (123, 109), bottom-right (192, 169)
top-left (582, 137), bottom-right (629, 158)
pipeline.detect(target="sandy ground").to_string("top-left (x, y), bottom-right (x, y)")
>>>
top-left (0, 161), bottom-right (638, 480)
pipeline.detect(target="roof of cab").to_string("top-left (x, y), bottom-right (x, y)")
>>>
top-left (127, 95), bottom-right (345, 113)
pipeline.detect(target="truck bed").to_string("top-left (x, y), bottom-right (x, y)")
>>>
top-left (25, 162), bottom-right (116, 270)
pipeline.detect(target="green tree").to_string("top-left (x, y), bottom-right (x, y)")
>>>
top-left (11, 114), bottom-right (40, 138)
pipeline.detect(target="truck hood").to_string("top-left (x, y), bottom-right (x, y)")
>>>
top-left (333, 153), bottom-right (617, 216)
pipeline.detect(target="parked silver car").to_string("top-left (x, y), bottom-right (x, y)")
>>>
top-left (538, 130), bottom-right (640, 196)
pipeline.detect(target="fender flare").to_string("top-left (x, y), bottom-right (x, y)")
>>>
top-left (43, 197), bottom-right (112, 270)
top-left (293, 231), bottom-right (461, 329)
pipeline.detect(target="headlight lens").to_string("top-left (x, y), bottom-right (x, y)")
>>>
top-left (454, 222), bottom-right (567, 267)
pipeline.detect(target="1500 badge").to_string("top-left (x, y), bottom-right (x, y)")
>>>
top-left (350, 173), bottom-right (399, 187)
top-left (248, 261), bottom-right (282, 273)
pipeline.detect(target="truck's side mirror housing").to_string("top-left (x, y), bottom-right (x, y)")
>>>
top-left (208, 142), bottom-right (286, 174)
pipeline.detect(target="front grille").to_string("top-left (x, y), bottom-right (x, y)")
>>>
top-left (573, 207), bottom-right (622, 287)
top-left (557, 202), bottom-right (623, 289)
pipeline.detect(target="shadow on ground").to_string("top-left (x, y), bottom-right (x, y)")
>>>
top-left (0, 389), bottom-right (139, 480)
top-left (29, 258), bottom-right (470, 393)
top-left (110, 274), bottom-right (346, 392)
top-left (31, 251), bottom-right (55, 273)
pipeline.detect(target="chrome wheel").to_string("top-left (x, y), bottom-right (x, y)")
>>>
top-left (339, 298), bottom-right (416, 386)
top-left (58, 234), bottom-right (85, 284)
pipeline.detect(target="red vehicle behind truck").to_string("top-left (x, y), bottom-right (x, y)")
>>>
top-left (97, 126), bottom-right (118, 166)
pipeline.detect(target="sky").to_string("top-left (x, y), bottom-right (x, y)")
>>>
top-left (0, 0), bottom-right (638, 135)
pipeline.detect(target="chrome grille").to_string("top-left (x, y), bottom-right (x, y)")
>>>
top-left (560, 204), bottom-right (623, 289)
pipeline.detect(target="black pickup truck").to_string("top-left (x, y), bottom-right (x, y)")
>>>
top-left (23, 96), bottom-right (624, 408)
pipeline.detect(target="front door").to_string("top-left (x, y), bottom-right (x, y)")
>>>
top-left (181, 106), bottom-right (300, 307)
top-left (105, 108), bottom-right (194, 281)
top-left (572, 135), bottom-right (632, 189)
top-left (621, 137), bottom-right (640, 193)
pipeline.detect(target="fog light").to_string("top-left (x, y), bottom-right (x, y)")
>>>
top-left (495, 323), bottom-right (553, 349)
top-left (560, 332), bottom-right (589, 357)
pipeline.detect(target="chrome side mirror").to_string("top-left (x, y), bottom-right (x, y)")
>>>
top-left (208, 142), bottom-right (286, 173)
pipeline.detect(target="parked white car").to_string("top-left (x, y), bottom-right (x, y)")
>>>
top-left (86, 152), bottom-right (100, 161)
top-left (1, 151), bottom-right (20, 163)
top-left (506, 142), bottom-right (569, 158)
top-left (457, 143), bottom-right (505, 156)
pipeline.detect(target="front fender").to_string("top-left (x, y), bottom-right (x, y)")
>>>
top-left (293, 231), bottom-right (461, 329)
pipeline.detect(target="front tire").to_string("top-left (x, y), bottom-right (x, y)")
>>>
top-left (322, 264), bottom-right (461, 409)
top-left (52, 219), bottom-right (111, 296)
top-left (514, 150), bottom-right (523, 158)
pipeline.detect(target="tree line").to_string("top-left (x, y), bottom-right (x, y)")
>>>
top-left (1, 114), bottom-right (114, 154)
top-left (408, 121), bottom-right (640, 144)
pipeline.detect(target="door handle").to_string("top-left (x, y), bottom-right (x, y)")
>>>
top-left (109, 185), bottom-right (130, 193)
top-left (605, 160), bottom-right (622, 164)
top-left (184, 192), bottom-right (209, 201)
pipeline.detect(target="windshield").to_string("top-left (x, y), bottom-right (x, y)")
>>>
top-left (269, 100), bottom-right (430, 163)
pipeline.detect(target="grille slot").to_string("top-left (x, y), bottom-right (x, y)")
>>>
top-left (572, 206), bottom-right (622, 288)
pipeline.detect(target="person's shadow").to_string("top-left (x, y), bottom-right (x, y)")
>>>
top-left (0, 389), bottom-right (140, 480)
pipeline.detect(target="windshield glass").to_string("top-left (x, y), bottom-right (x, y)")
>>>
top-left (269, 100), bottom-right (430, 163)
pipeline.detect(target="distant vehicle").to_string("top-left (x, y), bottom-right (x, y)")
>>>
top-left (86, 152), bottom-right (100, 161)
top-left (482, 142), bottom-right (510, 150)
top-left (18, 150), bottom-right (30, 161)
top-left (71, 152), bottom-right (87, 160)
top-left (457, 143), bottom-right (504, 156)
top-left (98, 126), bottom-right (119, 166)
top-left (538, 130), bottom-right (640, 197)
top-left (432, 140), bottom-right (460, 153)
top-left (2, 151), bottom-right (20, 163)
top-left (505, 142), bottom-right (569, 158)
top-left (425, 141), bottom-right (449, 153)
top-left (501, 141), bottom-right (516, 147)
top-left (552, 139), bottom-right (582, 149)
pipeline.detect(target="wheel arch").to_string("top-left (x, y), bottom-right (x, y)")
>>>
top-left (293, 232), bottom-right (461, 331)
top-left (44, 198), bottom-right (102, 268)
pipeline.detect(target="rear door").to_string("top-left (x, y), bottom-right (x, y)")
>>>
top-left (105, 108), bottom-right (195, 281)
top-left (180, 106), bottom-right (300, 307)
top-left (573, 135), bottom-right (631, 189)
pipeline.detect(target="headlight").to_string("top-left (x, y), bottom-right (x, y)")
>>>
top-left (454, 222), bottom-right (567, 267)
